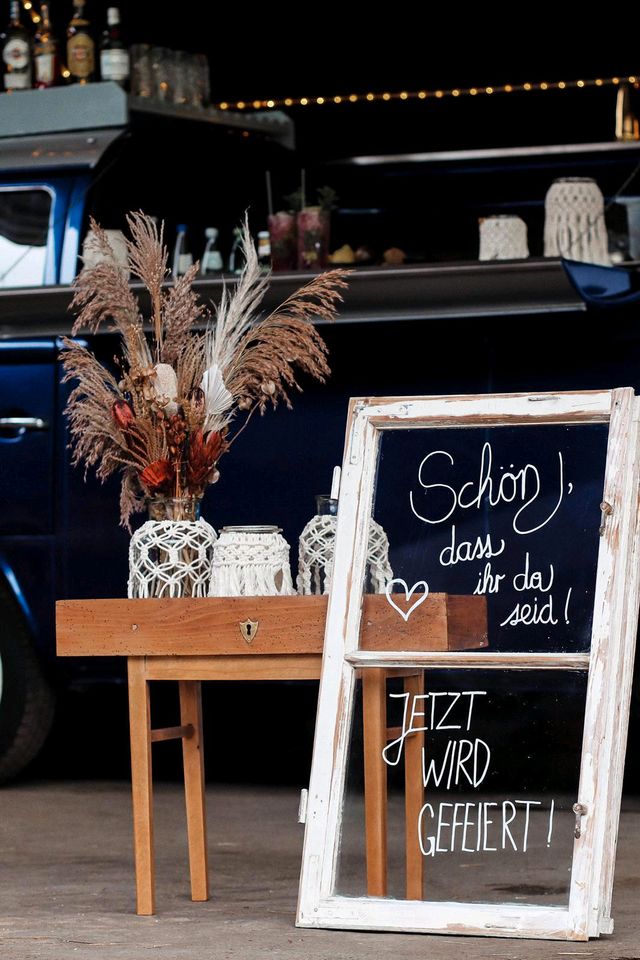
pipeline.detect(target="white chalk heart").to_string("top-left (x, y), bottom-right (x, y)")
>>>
top-left (385, 578), bottom-right (429, 622)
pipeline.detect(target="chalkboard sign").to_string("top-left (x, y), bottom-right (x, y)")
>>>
top-left (298, 390), bottom-right (640, 941)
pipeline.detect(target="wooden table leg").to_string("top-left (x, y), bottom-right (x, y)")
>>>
top-left (179, 680), bottom-right (209, 902)
top-left (128, 657), bottom-right (155, 916)
top-left (404, 671), bottom-right (425, 900)
top-left (362, 668), bottom-right (387, 897)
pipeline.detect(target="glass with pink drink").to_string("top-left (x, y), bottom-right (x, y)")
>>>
top-left (297, 206), bottom-right (330, 271)
top-left (268, 211), bottom-right (297, 272)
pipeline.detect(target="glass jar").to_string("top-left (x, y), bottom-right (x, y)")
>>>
top-left (147, 495), bottom-right (202, 522)
top-left (128, 496), bottom-right (216, 598)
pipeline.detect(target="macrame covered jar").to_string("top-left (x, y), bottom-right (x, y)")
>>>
top-left (479, 215), bottom-right (529, 261)
top-left (128, 496), bottom-right (217, 599)
top-left (544, 177), bottom-right (610, 265)
top-left (209, 525), bottom-right (296, 597)
top-left (297, 495), bottom-right (393, 595)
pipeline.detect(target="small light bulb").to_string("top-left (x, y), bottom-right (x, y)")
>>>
top-left (334, 95), bottom-right (342, 103)
top-left (452, 89), bottom-right (460, 97)
top-left (504, 84), bottom-right (513, 92)
top-left (486, 86), bottom-right (493, 94)
top-left (524, 82), bottom-right (532, 91)
top-left (266, 100), bottom-right (275, 108)
top-left (435, 90), bottom-right (443, 98)
top-left (613, 77), bottom-right (620, 84)
top-left (219, 102), bottom-right (228, 110)
top-left (558, 81), bottom-right (566, 89)
top-left (237, 101), bottom-right (245, 109)
top-left (540, 82), bottom-right (548, 90)
top-left (61, 69), bottom-right (70, 78)
top-left (400, 91), bottom-right (408, 100)
top-left (595, 79), bottom-right (603, 86)
top-left (349, 94), bottom-right (357, 102)
top-left (366, 93), bottom-right (374, 101)
top-left (253, 100), bottom-right (262, 108)
top-left (382, 92), bottom-right (391, 100)
top-left (284, 98), bottom-right (293, 106)
top-left (577, 80), bottom-right (585, 88)
top-left (629, 76), bottom-right (637, 83)
top-left (316, 96), bottom-right (324, 104)
top-left (470, 87), bottom-right (477, 95)
top-left (300, 97), bottom-right (308, 105)
top-left (418, 91), bottom-right (427, 99)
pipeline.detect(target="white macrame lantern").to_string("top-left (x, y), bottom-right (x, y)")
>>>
top-left (128, 517), bottom-right (217, 598)
top-left (209, 525), bottom-right (296, 597)
top-left (479, 215), bottom-right (529, 261)
top-left (544, 177), bottom-right (610, 265)
top-left (297, 495), bottom-right (393, 595)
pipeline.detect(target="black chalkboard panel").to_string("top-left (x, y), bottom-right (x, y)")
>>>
top-left (370, 424), bottom-right (609, 653)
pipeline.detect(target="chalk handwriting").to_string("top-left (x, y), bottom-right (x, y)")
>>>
top-left (382, 691), bottom-right (487, 766)
top-left (418, 800), bottom-right (543, 856)
top-left (409, 443), bottom-right (566, 535)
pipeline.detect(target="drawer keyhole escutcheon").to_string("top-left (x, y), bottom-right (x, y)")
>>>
top-left (239, 619), bottom-right (259, 644)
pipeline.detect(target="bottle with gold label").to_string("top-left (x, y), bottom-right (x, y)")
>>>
top-left (34, 3), bottom-right (58, 88)
top-left (66, 0), bottom-right (94, 84)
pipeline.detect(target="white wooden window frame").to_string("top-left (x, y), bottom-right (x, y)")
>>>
top-left (297, 389), bottom-right (640, 941)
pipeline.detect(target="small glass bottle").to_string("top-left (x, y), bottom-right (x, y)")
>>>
top-left (228, 226), bottom-right (245, 275)
top-left (66, 0), bottom-right (95, 84)
top-left (100, 7), bottom-right (129, 87)
top-left (2, 0), bottom-right (32, 92)
top-left (257, 230), bottom-right (271, 270)
top-left (33, 3), bottom-right (58, 89)
top-left (172, 224), bottom-right (193, 278)
top-left (200, 227), bottom-right (223, 277)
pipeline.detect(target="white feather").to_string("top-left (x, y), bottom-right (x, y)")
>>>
top-left (201, 363), bottom-right (233, 431)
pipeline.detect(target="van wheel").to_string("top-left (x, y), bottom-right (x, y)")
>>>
top-left (0, 580), bottom-right (55, 783)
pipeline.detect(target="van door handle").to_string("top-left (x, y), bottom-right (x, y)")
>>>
top-left (0, 416), bottom-right (49, 435)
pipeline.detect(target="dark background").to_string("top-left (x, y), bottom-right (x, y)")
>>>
top-left (37, 4), bottom-right (640, 158)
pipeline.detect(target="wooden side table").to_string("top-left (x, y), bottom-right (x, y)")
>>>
top-left (56, 593), bottom-right (486, 915)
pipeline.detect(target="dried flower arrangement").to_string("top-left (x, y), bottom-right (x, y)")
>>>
top-left (62, 213), bottom-right (350, 529)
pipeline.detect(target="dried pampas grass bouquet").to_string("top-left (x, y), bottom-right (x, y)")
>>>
top-left (62, 212), bottom-right (350, 529)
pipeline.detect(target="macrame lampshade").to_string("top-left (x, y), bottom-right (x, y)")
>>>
top-left (209, 525), bottom-right (296, 597)
top-left (544, 177), bottom-right (610, 265)
top-left (128, 518), bottom-right (217, 598)
top-left (297, 495), bottom-right (393, 595)
top-left (479, 215), bottom-right (529, 261)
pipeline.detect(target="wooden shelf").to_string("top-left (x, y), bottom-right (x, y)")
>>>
top-left (0, 259), bottom-right (585, 338)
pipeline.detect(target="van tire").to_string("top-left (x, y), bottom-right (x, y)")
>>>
top-left (0, 580), bottom-right (55, 783)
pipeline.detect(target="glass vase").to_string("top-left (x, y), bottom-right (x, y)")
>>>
top-left (128, 496), bottom-right (217, 598)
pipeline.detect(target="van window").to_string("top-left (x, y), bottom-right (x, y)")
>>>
top-left (0, 188), bottom-right (51, 288)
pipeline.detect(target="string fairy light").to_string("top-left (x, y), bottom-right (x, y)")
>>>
top-left (216, 75), bottom-right (639, 112)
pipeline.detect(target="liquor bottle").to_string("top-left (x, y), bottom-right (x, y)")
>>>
top-left (66, 0), bottom-right (95, 84)
top-left (99, 7), bottom-right (129, 87)
top-left (172, 224), bottom-right (193, 278)
top-left (200, 228), bottom-right (223, 277)
top-left (33, 3), bottom-right (58, 89)
top-left (2, 1), bottom-right (32, 92)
